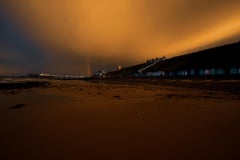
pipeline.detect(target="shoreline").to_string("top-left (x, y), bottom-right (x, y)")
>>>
top-left (89, 78), bottom-right (240, 95)
top-left (1, 78), bottom-right (240, 96)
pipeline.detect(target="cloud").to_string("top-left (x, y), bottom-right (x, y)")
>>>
top-left (1, 0), bottom-right (240, 75)
top-left (0, 8), bottom-right (46, 74)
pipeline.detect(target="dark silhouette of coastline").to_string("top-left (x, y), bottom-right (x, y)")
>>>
top-left (108, 41), bottom-right (240, 78)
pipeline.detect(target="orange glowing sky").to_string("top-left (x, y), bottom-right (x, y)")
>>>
top-left (1, 0), bottom-right (240, 75)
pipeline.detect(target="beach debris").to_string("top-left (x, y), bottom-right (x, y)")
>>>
top-left (113, 95), bottom-right (121, 99)
top-left (10, 104), bottom-right (26, 110)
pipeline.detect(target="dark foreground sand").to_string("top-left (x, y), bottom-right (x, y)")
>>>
top-left (1, 79), bottom-right (240, 160)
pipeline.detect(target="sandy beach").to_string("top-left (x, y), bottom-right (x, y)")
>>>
top-left (1, 79), bottom-right (240, 160)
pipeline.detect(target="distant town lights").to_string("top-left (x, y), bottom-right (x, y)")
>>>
top-left (117, 65), bottom-right (122, 71)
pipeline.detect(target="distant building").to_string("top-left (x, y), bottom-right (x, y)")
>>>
top-left (230, 67), bottom-right (238, 75)
top-left (146, 56), bottom-right (167, 63)
top-left (216, 68), bottom-right (225, 75)
top-left (177, 70), bottom-right (187, 76)
top-left (40, 73), bottom-right (50, 77)
top-left (95, 70), bottom-right (107, 78)
top-left (204, 69), bottom-right (210, 75)
top-left (210, 68), bottom-right (216, 75)
top-left (189, 69), bottom-right (195, 76)
top-left (169, 71), bottom-right (175, 77)
top-left (117, 65), bottom-right (122, 71)
top-left (199, 69), bottom-right (205, 76)
top-left (146, 71), bottom-right (165, 77)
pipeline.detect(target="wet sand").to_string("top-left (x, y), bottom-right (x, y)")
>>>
top-left (1, 79), bottom-right (240, 160)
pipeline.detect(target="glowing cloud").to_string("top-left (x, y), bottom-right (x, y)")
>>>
top-left (1, 0), bottom-right (240, 74)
